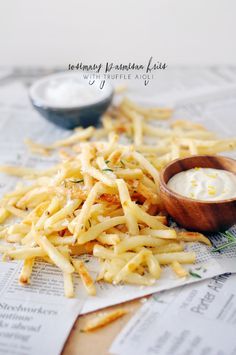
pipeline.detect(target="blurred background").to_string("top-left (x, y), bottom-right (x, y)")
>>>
top-left (0, 0), bottom-right (235, 67)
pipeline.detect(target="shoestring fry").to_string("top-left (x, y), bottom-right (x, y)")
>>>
top-left (0, 97), bottom-right (235, 297)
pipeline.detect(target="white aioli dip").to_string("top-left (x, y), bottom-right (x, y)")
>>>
top-left (29, 72), bottom-right (113, 110)
top-left (45, 79), bottom-right (106, 107)
top-left (167, 167), bottom-right (236, 201)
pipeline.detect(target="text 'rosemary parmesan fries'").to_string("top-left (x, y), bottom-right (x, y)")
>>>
top-left (0, 97), bottom-right (235, 297)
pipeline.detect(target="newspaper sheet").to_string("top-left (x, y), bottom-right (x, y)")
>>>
top-left (0, 259), bottom-right (85, 355)
top-left (110, 273), bottom-right (236, 355)
top-left (0, 67), bottom-right (236, 351)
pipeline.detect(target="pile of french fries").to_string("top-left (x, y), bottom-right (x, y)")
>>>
top-left (0, 97), bottom-right (235, 298)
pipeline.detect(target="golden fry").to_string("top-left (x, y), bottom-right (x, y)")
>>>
top-left (19, 258), bottom-right (35, 284)
top-left (82, 308), bottom-right (127, 332)
top-left (73, 259), bottom-right (96, 296)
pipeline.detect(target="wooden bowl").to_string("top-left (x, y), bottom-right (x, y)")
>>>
top-left (160, 155), bottom-right (236, 232)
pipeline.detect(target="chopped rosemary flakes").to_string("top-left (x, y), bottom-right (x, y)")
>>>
top-left (68, 178), bottom-right (84, 183)
top-left (189, 270), bottom-right (202, 279)
top-left (102, 168), bottom-right (113, 172)
top-left (212, 231), bottom-right (236, 252)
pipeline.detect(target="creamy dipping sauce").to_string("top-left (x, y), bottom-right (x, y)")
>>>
top-left (45, 78), bottom-right (106, 108)
top-left (167, 167), bottom-right (236, 201)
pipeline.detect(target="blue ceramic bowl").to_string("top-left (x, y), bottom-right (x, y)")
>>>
top-left (29, 72), bottom-right (114, 129)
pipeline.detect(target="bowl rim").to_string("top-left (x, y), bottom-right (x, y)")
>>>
top-left (160, 154), bottom-right (236, 205)
top-left (29, 71), bottom-right (114, 111)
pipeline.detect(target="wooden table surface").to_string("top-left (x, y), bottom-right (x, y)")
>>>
top-left (62, 298), bottom-right (144, 355)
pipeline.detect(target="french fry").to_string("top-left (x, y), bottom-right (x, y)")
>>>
top-left (96, 156), bottom-right (117, 180)
top-left (6, 234), bottom-right (22, 243)
top-left (152, 242), bottom-right (184, 254)
top-left (5, 205), bottom-right (28, 218)
top-left (5, 247), bottom-right (46, 259)
top-left (96, 260), bottom-right (110, 281)
top-left (48, 235), bottom-right (76, 246)
top-left (93, 244), bottom-right (118, 260)
top-left (177, 232), bottom-right (211, 246)
top-left (113, 249), bottom-right (150, 284)
top-left (63, 272), bottom-right (74, 298)
top-left (143, 124), bottom-right (173, 138)
top-left (0, 165), bottom-right (38, 177)
top-left (7, 223), bottom-right (30, 235)
top-left (44, 199), bottom-right (81, 230)
top-left (171, 120), bottom-right (206, 131)
top-left (136, 182), bottom-right (159, 204)
top-left (21, 231), bottom-right (36, 246)
top-left (170, 143), bottom-right (180, 160)
top-left (116, 179), bottom-right (139, 235)
top-left (141, 228), bottom-right (177, 239)
top-left (115, 168), bottom-right (143, 179)
top-left (52, 126), bottom-right (94, 147)
top-left (61, 248), bottom-right (75, 298)
top-left (82, 308), bottom-right (127, 332)
top-left (171, 261), bottom-right (188, 277)
top-left (142, 175), bottom-right (157, 191)
top-left (122, 98), bottom-right (172, 120)
top-left (24, 138), bottom-right (52, 156)
top-left (0, 207), bottom-right (10, 223)
top-left (69, 242), bottom-right (96, 256)
top-left (97, 234), bottom-right (120, 246)
top-left (124, 273), bottom-right (156, 286)
top-left (127, 109), bottom-right (143, 146)
top-left (155, 252), bottom-right (196, 265)
top-left (132, 151), bottom-right (160, 189)
top-left (127, 201), bottom-right (167, 230)
top-left (115, 236), bottom-right (169, 254)
top-left (16, 187), bottom-right (54, 209)
top-left (72, 182), bottom-right (102, 236)
top-left (146, 253), bottom-right (162, 279)
top-left (4, 184), bottom-right (38, 199)
top-left (36, 196), bottom-right (62, 229)
top-left (78, 216), bottom-right (126, 244)
top-left (19, 258), bottom-right (35, 284)
top-left (73, 259), bottom-right (96, 296)
top-left (33, 231), bottom-right (74, 273)
top-left (87, 166), bottom-right (116, 187)
top-left (22, 201), bottom-right (50, 225)
top-left (93, 245), bottom-right (135, 261)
